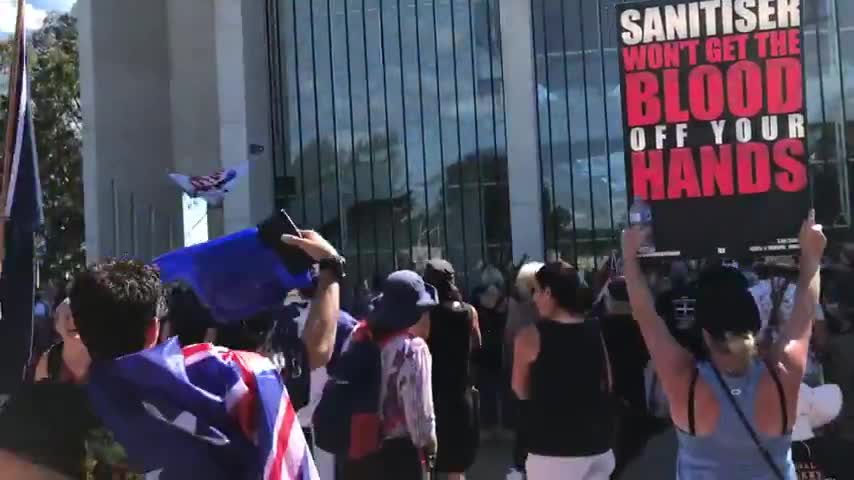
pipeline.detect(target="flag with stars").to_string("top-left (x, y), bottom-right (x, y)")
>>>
top-left (86, 338), bottom-right (319, 480)
top-left (0, 0), bottom-right (45, 398)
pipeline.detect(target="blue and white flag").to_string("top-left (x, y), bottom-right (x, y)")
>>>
top-left (86, 338), bottom-right (320, 480)
top-left (153, 228), bottom-right (314, 325)
top-left (0, 0), bottom-right (44, 397)
top-left (169, 163), bottom-right (248, 208)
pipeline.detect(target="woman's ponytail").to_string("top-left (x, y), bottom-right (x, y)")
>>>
top-left (724, 332), bottom-right (758, 373)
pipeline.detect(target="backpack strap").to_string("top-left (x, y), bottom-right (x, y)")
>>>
top-left (688, 366), bottom-right (699, 436)
top-left (764, 361), bottom-right (788, 435)
top-left (47, 343), bottom-right (65, 382)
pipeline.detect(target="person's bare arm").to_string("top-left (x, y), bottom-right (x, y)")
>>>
top-left (33, 352), bottom-right (49, 382)
top-left (302, 272), bottom-right (340, 370)
top-left (284, 231), bottom-right (341, 370)
top-left (622, 229), bottom-right (695, 411)
top-left (469, 305), bottom-right (482, 350)
top-left (512, 324), bottom-right (539, 400)
top-left (770, 211), bottom-right (825, 380)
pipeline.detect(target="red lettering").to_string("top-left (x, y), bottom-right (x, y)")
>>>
top-left (700, 145), bottom-right (735, 196)
top-left (773, 139), bottom-right (808, 192)
top-left (632, 150), bottom-right (666, 200)
top-left (663, 42), bottom-right (682, 68)
top-left (648, 44), bottom-right (664, 69)
top-left (755, 32), bottom-right (771, 58)
top-left (667, 148), bottom-right (702, 199)
top-left (663, 69), bottom-right (689, 123)
top-left (626, 72), bottom-right (661, 126)
top-left (737, 143), bottom-right (771, 195)
top-left (688, 65), bottom-right (725, 121)
top-left (767, 57), bottom-right (803, 114)
top-left (788, 29), bottom-right (801, 55)
top-left (727, 61), bottom-right (764, 117)
top-left (622, 46), bottom-right (647, 72)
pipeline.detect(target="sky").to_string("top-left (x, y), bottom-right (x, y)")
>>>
top-left (0, 0), bottom-right (75, 35)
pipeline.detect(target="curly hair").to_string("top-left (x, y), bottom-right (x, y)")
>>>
top-left (69, 259), bottom-right (163, 360)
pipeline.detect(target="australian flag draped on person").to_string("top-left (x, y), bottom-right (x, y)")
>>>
top-left (0, 0), bottom-right (45, 399)
top-left (86, 337), bottom-right (320, 479)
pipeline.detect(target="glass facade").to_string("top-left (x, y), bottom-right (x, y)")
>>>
top-left (268, 0), bottom-right (510, 290)
top-left (531, 0), bottom-right (854, 270)
top-left (270, 0), bottom-right (854, 281)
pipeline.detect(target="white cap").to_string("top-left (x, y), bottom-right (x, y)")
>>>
top-left (791, 383), bottom-right (843, 441)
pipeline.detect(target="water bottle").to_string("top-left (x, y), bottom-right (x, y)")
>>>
top-left (629, 197), bottom-right (655, 254)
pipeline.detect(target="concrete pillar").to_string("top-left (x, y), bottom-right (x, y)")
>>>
top-left (499, 0), bottom-right (544, 262)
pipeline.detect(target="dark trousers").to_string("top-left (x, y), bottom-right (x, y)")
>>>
top-left (477, 367), bottom-right (503, 429)
top-left (339, 438), bottom-right (423, 480)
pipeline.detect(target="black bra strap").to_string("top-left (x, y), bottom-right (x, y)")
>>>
top-left (688, 366), bottom-right (699, 436)
top-left (765, 361), bottom-right (788, 435)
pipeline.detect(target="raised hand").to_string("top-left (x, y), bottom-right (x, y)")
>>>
top-left (799, 209), bottom-right (826, 265)
top-left (281, 230), bottom-right (339, 261)
top-left (621, 227), bottom-right (645, 261)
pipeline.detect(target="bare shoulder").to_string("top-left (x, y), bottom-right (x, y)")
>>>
top-left (515, 324), bottom-right (540, 358)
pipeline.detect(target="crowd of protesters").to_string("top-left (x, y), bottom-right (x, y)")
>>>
top-left (0, 211), bottom-right (851, 480)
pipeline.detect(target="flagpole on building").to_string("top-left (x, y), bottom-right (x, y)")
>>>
top-left (0, 0), bottom-right (26, 277)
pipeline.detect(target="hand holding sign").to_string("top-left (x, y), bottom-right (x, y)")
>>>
top-left (799, 210), bottom-right (826, 265)
top-left (621, 227), bottom-right (645, 262)
top-left (282, 230), bottom-right (339, 262)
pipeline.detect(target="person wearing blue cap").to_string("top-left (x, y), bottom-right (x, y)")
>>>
top-left (340, 270), bottom-right (439, 480)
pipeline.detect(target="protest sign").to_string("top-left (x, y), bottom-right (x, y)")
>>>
top-left (617, 0), bottom-right (810, 258)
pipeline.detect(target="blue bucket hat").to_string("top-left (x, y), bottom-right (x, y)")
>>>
top-left (368, 270), bottom-right (438, 331)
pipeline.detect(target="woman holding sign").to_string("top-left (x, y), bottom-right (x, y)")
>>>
top-left (622, 211), bottom-right (825, 480)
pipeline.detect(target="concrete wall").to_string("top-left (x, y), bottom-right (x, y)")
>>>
top-left (79, 0), bottom-right (180, 262)
top-left (79, 0), bottom-right (274, 261)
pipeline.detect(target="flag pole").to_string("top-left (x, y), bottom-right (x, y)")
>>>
top-left (0, 0), bottom-right (27, 277)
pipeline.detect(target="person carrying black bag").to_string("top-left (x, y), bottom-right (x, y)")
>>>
top-left (424, 259), bottom-right (482, 480)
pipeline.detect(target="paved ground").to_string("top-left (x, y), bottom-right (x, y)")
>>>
top-left (467, 430), bottom-right (678, 479)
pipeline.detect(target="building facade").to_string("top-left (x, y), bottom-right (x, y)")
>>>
top-left (79, 0), bottom-right (854, 290)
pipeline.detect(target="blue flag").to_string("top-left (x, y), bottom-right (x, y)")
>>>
top-left (153, 228), bottom-right (313, 325)
top-left (86, 338), bottom-right (319, 479)
top-left (0, 0), bottom-right (45, 396)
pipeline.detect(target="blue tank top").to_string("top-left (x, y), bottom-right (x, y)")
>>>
top-left (676, 361), bottom-right (796, 480)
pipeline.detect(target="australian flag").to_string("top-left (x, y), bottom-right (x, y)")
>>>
top-left (0, 0), bottom-right (45, 398)
top-left (86, 338), bottom-right (319, 479)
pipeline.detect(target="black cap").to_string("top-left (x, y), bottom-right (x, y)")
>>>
top-left (695, 266), bottom-right (759, 338)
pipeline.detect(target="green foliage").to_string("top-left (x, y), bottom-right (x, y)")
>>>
top-left (0, 13), bottom-right (84, 286)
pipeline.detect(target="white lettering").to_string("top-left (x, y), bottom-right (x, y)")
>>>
top-left (735, 118), bottom-right (753, 143)
top-left (644, 9), bottom-right (667, 43)
top-left (630, 127), bottom-right (647, 151)
top-left (721, 0), bottom-right (735, 34)
top-left (788, 113), bottom-right (805, 138)
top-left (621, 9), bottom-right (643, 45)
top-left (711, 120), bottom-right (727, 144)
top-left (676, 123), bottom-right (689, 148)
top-left (734, 0), bottom-right (758, 32)
top-left (664, 5), bottom-right (689, 40)
top-left (699, 0), bottom-right (722, 36)
top-left (655, 125), bottom-right (668, 149)
top-left (757, 0), bottom-right (776, 30)
top-left (777, 0), bottom-right (800, 27)
top-left (761, 115), bottom-right (779, 141)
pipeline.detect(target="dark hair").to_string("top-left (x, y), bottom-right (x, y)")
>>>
top-left (69, 259), bottom-right (163, 360)
top-left (0, 383), bottom-right (99, 478)
top-left (164, 282), bottom-right (212, 346)
top-left (535, 261), bottom-right (592, 315)
top-left (216, 310), bottom-right (275, 351)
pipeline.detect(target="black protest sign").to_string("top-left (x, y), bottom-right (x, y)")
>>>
top-left (617, 0), bottom-right (810, 258)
